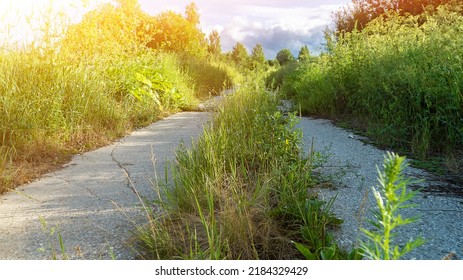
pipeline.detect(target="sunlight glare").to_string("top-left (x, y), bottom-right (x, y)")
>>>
top-left (0, 0), bottom-right (109, 48)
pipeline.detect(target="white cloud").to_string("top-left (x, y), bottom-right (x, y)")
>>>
top-left (137, 1), bottom-right (349, 57)
top-left (219, 4), bottom-right (342, 58)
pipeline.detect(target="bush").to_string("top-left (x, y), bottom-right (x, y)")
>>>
top-left (265, 62), bottom-right (298, 92)
top-left (179, 55), bottom-right (238, 98)
top-left (285, 4), bottom-right (463, 158)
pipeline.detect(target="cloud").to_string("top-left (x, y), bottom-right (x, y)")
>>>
top-left (138, 0), bottom-right (350, 58)
top-left (218, 4), bottom-right (341, 58)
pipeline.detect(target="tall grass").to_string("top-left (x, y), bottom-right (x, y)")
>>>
top-left (137, 76), bottom-right (346, 260)
top-left (279, 4), bottom-right (463, 159)
top-left (0, 2), bottom-right (228, 192)
top-left (179, 55), bottom-right (241, 99)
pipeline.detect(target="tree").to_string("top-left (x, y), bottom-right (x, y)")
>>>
top-left (61, 1), bottom-right (147, 57)
top-left (334, 0), bottom-right (457, 33)
top-left (115, 0), bottom-right (140, 13)
top-left (276, 49), bottom-right (295, 66)
top-left (231, 42), bottom-right (249, 66)
top-left (250, 43), bottom-right (266, 69)
top-left (298, 45), bottom-right (311, 62)
top-left (207, 30), bottom-right (222, 57)
top-left (146, 9), bottom-right (206, 57)
top-left (185, 2), bottom-right (200, 26)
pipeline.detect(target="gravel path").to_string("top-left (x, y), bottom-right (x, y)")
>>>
top-left (0, 112), bottom-right (211, 260)
top-left (297, 117), bottom-right (463, 260)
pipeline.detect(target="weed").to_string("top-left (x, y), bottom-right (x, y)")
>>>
top-left (279, 3), bottom-right (463, 159)
top-left (136, 76), bottom-right (344, 259)
top-left (360, 152), bottom-right (425, 260)
top-left (38, 216), bottom-right (69, 260)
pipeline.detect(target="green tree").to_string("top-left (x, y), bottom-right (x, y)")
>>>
top-left (231, 42), bottom-right (249, 66)
top-left (250, 43), bottom-right (266, 68)
top-left (276, 49), bottom-right (295, 66)
top-left (207, 30), bottom-right (222, 57)
top-left (298, 45), bottom-right (311, 62)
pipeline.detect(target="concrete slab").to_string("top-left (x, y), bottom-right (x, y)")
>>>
top-left (0, 112), bottom-right (211, 260)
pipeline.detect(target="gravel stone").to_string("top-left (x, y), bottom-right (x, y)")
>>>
top-left (297, 117), bottom-right (463, 260)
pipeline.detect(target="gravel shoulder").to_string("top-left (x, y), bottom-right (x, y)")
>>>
top-left (297, 117), bottom-right (463, 260)
top-left (0, 112), bottom-right (211, 260)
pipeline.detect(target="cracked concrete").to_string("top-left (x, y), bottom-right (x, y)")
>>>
top-left (0, 112), bottom-right (211, 259)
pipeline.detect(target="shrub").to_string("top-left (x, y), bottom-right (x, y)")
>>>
top-left (285, 4), bottom-right (463, 158)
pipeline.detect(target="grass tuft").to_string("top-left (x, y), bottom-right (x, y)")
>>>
top-left (136, 76), bottom-right (344, 259)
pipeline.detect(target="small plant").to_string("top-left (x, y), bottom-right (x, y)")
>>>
top-left (38, 216), bottom-right (69, 260)
top-left (360, 152), bottom-right (425, 260)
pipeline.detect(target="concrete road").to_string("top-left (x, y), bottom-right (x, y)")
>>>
top-left (0, 112), bottom-right (211, 260)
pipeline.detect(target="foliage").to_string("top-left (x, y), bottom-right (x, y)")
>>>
top-left (145, 9), bottom-right (206, 57)
top-left (230, 42), bottom-right (249, 67)
top-left (276, 49), bottom-right (295, 66)
top-left (265, 61), bottom-right (298, 91)
top-left (297, 45), bottom-right (311, 62)
top-left (292, 195), bottom-right (362, 260)
top-left (60, 1), bottom-right (149, 59)
top-left (207, 30), bottom-right (222, 57)
top-left (334, 0), bottom-right (459, 33)
top-left (250, 43), bottom-right (266, 69)
top-left (137, 77), bottom-right (343, 259)
top-left (282, 4), bottom-right (463, 159)
top-left (360, 152), bottom-right (425, 260)
top-left (185, 2), bottom-right (200, 25)
top-left (179, 55), bottom-right (239, 98)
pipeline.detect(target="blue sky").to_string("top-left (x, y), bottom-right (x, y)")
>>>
top-left (139, 0), bottom-right (352, 58)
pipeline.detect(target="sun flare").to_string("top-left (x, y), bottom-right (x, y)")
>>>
top-left (0, 0), bottom-right (107, 47)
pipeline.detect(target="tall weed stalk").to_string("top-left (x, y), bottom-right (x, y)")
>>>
top-left (360, 152), bottom-right (425, 260)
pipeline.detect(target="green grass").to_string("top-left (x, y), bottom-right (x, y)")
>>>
top-left (0, 2), bottom-right (237, 193)
top-left (136, 76), bottom-right (345, 260)
top-left (277, 3), bottom-right (463, 161)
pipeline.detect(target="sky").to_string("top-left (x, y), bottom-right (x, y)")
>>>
top-left (0, 0), bottom-right (352, 58)
top-left (139, 0), bottom-right (352, 58)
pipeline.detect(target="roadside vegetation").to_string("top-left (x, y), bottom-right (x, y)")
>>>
top-left (137, 78), bottom-right (353, 260)
top-left (0, 0), bottom-right (427, 260)
top-left (270, 1), bottom-right (463, 172)
top-left (0, 1), bottom-right (238, 193)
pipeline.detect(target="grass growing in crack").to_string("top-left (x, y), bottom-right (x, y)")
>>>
top-left (136, 77), bottom-right (344, 259)
top-left (360, 152), bottom-right (425, 260)
top-left (38, 216), bottom-right (68, 260)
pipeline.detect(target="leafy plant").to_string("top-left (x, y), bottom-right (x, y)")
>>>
top-left (283, 3), bottom-right (463, 159)
top-left (360, 152), bottom-right (425, 260)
